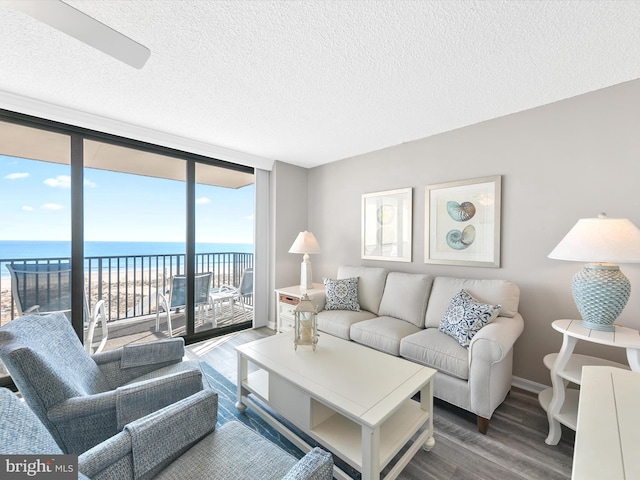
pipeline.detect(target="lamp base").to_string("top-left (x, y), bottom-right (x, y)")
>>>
top-left (572, 263), bottom-right (630, 332)
top-left (300, 254), bottom-right (313, 290)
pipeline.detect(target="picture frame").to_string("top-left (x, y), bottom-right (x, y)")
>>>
top-left (425, 175), bottom-right (501, 267)
top-left (361, 188), bottom-right (412, 262)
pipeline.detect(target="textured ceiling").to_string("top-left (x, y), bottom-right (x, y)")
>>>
top-left (1, 0), bottom-right (640, 168)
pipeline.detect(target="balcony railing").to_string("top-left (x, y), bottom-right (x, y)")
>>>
top-left (0, 252), bottom-right (253, 326)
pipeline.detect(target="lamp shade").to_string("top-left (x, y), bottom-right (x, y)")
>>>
top-left (548, 214), bottom-right (640, 264)
top-left (288, 231), bottom-right (321, 255)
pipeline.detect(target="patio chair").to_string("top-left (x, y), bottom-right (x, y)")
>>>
top-left (0, 312), bottom-right (209, 455)
top-left (156, 272), bottom-right (213, 337)
top-left (0, 387), bottom-right (333, 480)
top-left (6, 262), bottom-right (108, 354)
top-left (213, 267), bottom-right (253, 322)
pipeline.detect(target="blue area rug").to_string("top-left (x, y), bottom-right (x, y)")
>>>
top-left (200, 362), bottom-right (360, 479)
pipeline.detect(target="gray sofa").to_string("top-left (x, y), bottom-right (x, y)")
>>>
top-left (317, 265), bottom-right (524, 434)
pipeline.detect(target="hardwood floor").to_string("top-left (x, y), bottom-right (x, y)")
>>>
top-left (186, 327), bottom-right (575, 480)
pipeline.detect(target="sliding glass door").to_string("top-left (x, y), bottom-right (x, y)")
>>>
top-left (0, 120), bottom-right (71, 381)
top-left (195, 161), bottom-right (255, 334)
top-left (0, 111), bottom-right (255, 366)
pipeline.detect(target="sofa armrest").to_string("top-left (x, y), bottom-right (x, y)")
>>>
top-left (78, 390), bottom-right (218, 480)
top-left (282, 447), bottom-right (334, 480)
top-left (468, 313), bottom-right (524, 365)
top-left (467, 313), bottom-right (524, 419)
top-left (115, 368), bottom-right (205, 429)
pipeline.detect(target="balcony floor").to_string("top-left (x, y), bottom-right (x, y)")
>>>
top-left (89, 303), bottom-right (254, 352)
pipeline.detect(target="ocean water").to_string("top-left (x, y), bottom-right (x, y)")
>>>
top-left (0, 240), bottom-right (253, 280)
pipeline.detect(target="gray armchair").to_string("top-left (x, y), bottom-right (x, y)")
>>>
top-left (0, 312), bottom-right (208, 455)
top-left (0, 387), bottom-right (333, 480)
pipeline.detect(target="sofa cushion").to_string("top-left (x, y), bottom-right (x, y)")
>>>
top-left (438, 290), bottom-right (501, 348)
top-left (350, 316), bottom-right (421, 356)
top-left (317, 309), bottom-right (377, 340)
top-left (400, 328), bottom-right (469, 380)
top-left (337, 265), bottom-right (388, 315)
top-left (323, 277), bottom-right (360, 311)
top-left (378, 272), bottom-right (433, 328)
top-left (425, 277), bottom-right (520, 328)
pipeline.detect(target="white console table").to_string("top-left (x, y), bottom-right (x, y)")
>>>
top-left (573, 366), bottom-right (640, 479)
top-left (539, 319), bottom-right (640, 445)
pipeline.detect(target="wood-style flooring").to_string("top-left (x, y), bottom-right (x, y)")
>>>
top-left (185, 327), bottom-right (575, 480)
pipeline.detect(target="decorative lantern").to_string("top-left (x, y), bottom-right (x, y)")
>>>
top-left (293, 294), bottom-right (318, 351)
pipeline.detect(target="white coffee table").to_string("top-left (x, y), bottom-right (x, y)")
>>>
top-left (235, 333), bottom-right (436, 480)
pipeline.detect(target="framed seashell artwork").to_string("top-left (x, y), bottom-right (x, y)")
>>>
top-left (361, 187), bottom-right (412, 262)
top-left (425, 175), bottom-right (501, 267)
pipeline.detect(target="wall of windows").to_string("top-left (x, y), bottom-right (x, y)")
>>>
top-left (0, 110), bottom-right (255, 382)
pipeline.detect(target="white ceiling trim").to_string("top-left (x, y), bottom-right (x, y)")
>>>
top-left (0, 89), bottom-right (275, 171)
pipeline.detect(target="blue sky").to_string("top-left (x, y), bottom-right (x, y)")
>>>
top-left (0, 155), bottom-right (254, 243)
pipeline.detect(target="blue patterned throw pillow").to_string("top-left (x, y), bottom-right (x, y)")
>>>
top-left (439, 290), bottom-right (501, 348)
top-left (323, 277), bottom-right (360, 311)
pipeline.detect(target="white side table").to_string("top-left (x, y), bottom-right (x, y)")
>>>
top-left (572, 366), bottom-right (640, 480)
top-left (209, 290), bottom-right (236, 327)
top-left (539, 319), bottom-right (640, 445)
top-left (274, 284), bottom-right (325, 333)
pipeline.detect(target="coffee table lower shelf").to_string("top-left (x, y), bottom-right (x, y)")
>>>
top-left (238, 368), bottom-right (433, 480)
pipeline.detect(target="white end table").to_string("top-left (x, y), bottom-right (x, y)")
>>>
top-left (274, 284), bottom-right (325, 332)
top-left (209, 290), bottom-right (236, 327)
top-left (539, 319), bottom-right (640, 445)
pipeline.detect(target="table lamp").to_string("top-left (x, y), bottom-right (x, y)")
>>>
top-left (288, 231), bottom-right (321, 290)
top-left (548, 213), bottom-right (640, 331)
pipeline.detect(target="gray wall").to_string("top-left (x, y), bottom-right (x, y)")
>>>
top-left (305, 78), bottom-right (640, 386)
top-left (270, 161), bottom-right (310, 325)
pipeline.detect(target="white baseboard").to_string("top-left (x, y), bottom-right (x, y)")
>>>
top-left (511, 375), bottom-right (548, 394)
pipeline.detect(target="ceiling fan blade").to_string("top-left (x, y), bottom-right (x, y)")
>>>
top-left (2, 0), bottom-right (150, 69)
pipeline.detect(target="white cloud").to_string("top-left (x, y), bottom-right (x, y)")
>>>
top-left (84, 178), bottom-right (97, 188)
top-left (44, 175), bottom-right (71, 188)
top-left (21, 205), bottom-right (34, 211)
top-left (5, 172), bottom-right (29, 180)
top-left (41, 203), bottom-right (64, 211)
top-left (196, 197), bottom-right (211, 205)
